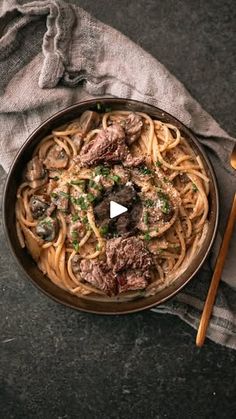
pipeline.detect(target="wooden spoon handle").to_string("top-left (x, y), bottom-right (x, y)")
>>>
top-left (196, 193), bottom-right (236, 347)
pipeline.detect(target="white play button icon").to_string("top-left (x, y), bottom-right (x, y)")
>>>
top-left (110, 200), bottom-right (128, 219)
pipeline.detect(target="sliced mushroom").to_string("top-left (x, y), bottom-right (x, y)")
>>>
top-left (25, 156), bottom-right (48, 189)
top-left (71, 132), bottom-right (83, 152)
top-left (30, 195), bottom-right (50, 219)
top-left (71, 254), bottom-right (81, 274)
top-left (124, 113), bottom-right (143, 144)
top-left (43, 145), bottom-right (69, 169)
top-left (36, 216), bottom-right (58, 242)
top-left (79, 111), bottom-right (100, 134)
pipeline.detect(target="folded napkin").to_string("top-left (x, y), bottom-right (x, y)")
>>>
top-left (0, 0), bottom-right (235, 348)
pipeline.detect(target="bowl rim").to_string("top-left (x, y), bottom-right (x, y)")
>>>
top-left (2, 97), bottom-right (219, 314)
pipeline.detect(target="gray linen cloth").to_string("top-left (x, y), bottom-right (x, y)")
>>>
top-left (0, 0), bottom-right (235, 348)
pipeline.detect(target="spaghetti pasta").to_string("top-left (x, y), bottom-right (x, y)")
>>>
top-left (15, 109), bottom-right (210, 300)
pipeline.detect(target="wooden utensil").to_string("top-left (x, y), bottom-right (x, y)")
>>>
top-left (196, 144), bottom-right (236, 347)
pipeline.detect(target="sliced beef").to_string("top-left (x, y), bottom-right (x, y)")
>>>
top-left (79, 124), bottom-right (127, 166)
top-left (44, 145), bottom-right (69, 169)
top-left (94, 185), bottom-right (135, 221)
top-left (94, 185), bottom-right (140, 237)
top-left (77, 236), bottom-right (152, 296)
top-left (117, 269), bottom-right (148, 293)
top-left (25, 156), bottom-right (48, 189)
top-left (123, 154), bottom-right (144, 167)
top-left (94, 185), bottom-right (142, 237)
top-left (116, 213), bottom-right (130, 236)
top-left (79, 259), bottom-right (117, 295)
top-left (79, 124), bottom-right (143, 167)
top-left (106, 236), bottom-right (152, 273)
top-left (124, 113), bottom-right (143, 144)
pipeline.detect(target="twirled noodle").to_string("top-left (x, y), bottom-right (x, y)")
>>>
top-left (15, 109), bottom-right (210, 300)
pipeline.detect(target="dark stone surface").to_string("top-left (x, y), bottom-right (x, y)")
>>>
top-left (0, 1), bottom-right (236, 418)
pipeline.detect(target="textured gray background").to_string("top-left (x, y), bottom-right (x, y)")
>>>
top-left (0, 1), bottom-right (236, 418)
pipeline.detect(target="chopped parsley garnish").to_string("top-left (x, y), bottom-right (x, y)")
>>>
top-left (82, 216), bottom-right (88, 224)
top-left (51, 192), bottom-right (58, 199)
top-left (143, 211), bottom-right (149, 225)
top-left (72, 240), bottom-right (79, 252)
top-left (53, 176), bottom-right (59, 181)
top-left (157, 189), bottom-right (171, 215)
top-left (144, 199), bottom-right (154, 208)
top-left (163, 177), bottom-right (169, 183)
top-left (60, 191), bottom-right (70, 198)
top-left (88, 179), bottom-right (98, 189)
top-left (40, 219), bottom-right (52, 227)
top-left (155, 160), bottom-right (162, 167)
top-left (71, 196), bottom-right (88, 210)
top-left (192, 183), bottom-right (198, 192)
top-left (96, 103), bottom-right (102, 111)
top-left (95, 244), bottom-right (100, 251)
top-left (138, 165), bottom-right (153, 175)
top-left (71, 179), bottom-right (85, 187)
top-left (87, 193), bottom-right (96, 203)
top-left (94, 166), bottom-right (110, 177)
top-left (144, 232), bottom-right (151, 241)
top-left (110, 174), bottom-right (121, 184)
top-left (158, 248), bottom-right (164, 254)
top-left (100, 225), bottom-right (109, 236)
top-left (72, 214), bottom-right (80, 222)
top-left (161, 200), bottom-right (170, 214)
top-left (71, 230), bottom-right (78, 240)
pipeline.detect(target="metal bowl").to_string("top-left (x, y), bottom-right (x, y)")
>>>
top-left (3, 98), bottom-right (219, 314)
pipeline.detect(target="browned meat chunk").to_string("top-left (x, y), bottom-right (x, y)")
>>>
top-left (106, 236), bottom-right (152, 272)
top-left (25, 156), bottom-right (48, 189)
top-left (123, 154), bottom-right (144, 167)
top-left (124, 113), bottom-right (143, 144)
top-left (79, 124), bottom-right (127, 166)
top-left (94, 185), bottom-right (141, 237)
top-left (44, 145), bottom-right (69, 169)
top-left (117, 269), bottom-right (148, 293)
top-left (79, 259), bottom-right (117, 295)
top-left (79, 124), bottom-right (143, 167)
top-left (94, 185), bottom-right (136, 217)
top-left (73, 235), bottom-right (153, 296)
top-left (79, 111), bottom-right (100, 134)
